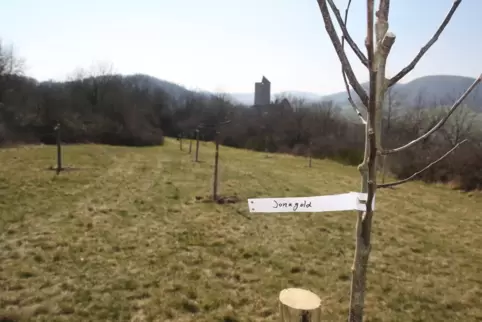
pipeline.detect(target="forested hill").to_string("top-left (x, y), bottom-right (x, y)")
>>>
top-left (1, 73), bottom-right (189, 146)
top-left (2, 68), bottom-right (482, 191)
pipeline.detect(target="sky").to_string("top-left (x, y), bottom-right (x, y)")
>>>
top-left (0, 0), bottom-right (480, 95)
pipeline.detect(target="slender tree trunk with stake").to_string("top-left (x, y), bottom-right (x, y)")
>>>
top-left (195, 129), bottom-right (200, 162)
top-left (55, 123), bottom-right (62, 174)
top-left (179, 134), bottom-right (183, 151)
top-left (316, 0), bottom-right (478, 320)
top-left (212, 131), bottom-right (220, 201)
top-left (308, 141), bottom-right (313, 168)
top-left (189, 133), bottom-right (193, 154)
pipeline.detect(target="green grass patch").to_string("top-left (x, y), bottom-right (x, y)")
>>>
top-left (0, 140), bottom-right (481, 321)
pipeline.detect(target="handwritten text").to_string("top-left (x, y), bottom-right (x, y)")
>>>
top-left (273, 200), bottom-right (312, 211)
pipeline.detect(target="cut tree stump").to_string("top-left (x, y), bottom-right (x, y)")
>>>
top-left (279, 288), bottom-right (321, 322)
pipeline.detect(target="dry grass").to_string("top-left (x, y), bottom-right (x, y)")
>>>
top-left (0, 139), bottom-right (481, 322)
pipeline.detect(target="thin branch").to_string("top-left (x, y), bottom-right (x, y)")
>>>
top-left (316, 0), bottom-right (369, 106)
top-left (326, 0), bottom-right (368, 68)
top-left (382, 75), bottom-right (481, 155)
top-left (377, 139), bottom-right (468, 188)
top-left (339, 0), bottom-right (367, 124)
top-left (343, 72), bottom-right (367, 124)
top-left (388, 0), bottom-right (462, 87)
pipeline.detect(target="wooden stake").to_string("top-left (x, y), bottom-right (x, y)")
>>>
top-left (212, 131), bottom-right (220, 201)
top-left (279, 288), bottom-right (321, 322)
top-left (195, 129), bottom-right (200, 162)
top-left (308, 141), bottom-right (312, 168)
top-left (189, 134), bottom-right (193, 154)
top-left (55, 123), bottom-right (62, 174)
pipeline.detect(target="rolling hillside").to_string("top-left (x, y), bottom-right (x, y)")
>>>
top-left (0, 140), bottom-right (481, 321)
top-left (323, 75), bottom-right (482, 109)
top-left (228, 75), bottom-right (482, 110)
top-left (36, 73), bottom-right (482, 111)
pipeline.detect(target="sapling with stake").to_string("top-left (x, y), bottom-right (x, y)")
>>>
top-left (195, 128), bottom-right (200, 162)
top-left (189, 132), bottom-right (193, 154)
top-left (54, 122), bottom-right (62, 174)
top-left (316, 0), bottom-right (480, 320)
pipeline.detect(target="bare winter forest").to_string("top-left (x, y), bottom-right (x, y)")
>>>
top-left (0, 41), bottom-right (481, 191)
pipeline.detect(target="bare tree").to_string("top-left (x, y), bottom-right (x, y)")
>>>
top-left (438, 105), bottom-right (476, 147)
top-left (0, 40), bottom-right (25, 109)
top-left (383, 86), bottom-right (406, 136)
top-left (380, 87), bottom-right (405, 183)
top-left (0, 40), bottom-right (24, 77)
top-left (316, 0), bottom-right (480, 321)
top-left (274, 93), bottom-right (308, 110)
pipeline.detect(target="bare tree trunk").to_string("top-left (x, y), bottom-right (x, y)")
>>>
top-left (316, 0), bottom-right (473, 320)
top-left (349, 1), bottom-right (376, 320)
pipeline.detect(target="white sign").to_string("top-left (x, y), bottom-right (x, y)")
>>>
top-left (247, 192), bottom-right (375, 213)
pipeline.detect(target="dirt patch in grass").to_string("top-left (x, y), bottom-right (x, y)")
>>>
top-left (46, 166), bottom-right (81, 172)
top-left (0, 140), bottom-right (481, 321)
top-left (195, 195), bottom-right (241, 205)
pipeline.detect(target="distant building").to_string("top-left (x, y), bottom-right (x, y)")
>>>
top-left (254, 76), bottom-right (271, 106)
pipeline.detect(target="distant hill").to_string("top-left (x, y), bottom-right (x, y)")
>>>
top-left (320, 75), bottom-right (482, 111)
top-left (226, 93), bottom-right (254, 105)
top-left (126, 74), bottom-right (192, 102)
top-left (228, 75), bottom-right (482, 111)
top-left (393, 75), bottom-right (481, 108)
top-left (79, 74), bottom-right (482, 112)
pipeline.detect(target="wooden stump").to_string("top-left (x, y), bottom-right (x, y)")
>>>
top-left (279, 288), bottom-right (321, 322)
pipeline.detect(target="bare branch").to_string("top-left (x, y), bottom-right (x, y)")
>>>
top-left (343, 74), bottom-right (367, 124)
top-left (388, 0), bottom-right (462, 87)
top-left (339, 0), bottom-right (367, 124)
top-left (377, 139), bottom-right (468, 189)
top-left (364, 0), bottom-right (377, 215)
top-left (326, 0), bottom-right (368, 67)
top-left (316, 0), bottom-right (369, 106)
top-left (382, 75), bottom-right (481, 155)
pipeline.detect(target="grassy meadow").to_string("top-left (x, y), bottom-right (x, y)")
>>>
top-left (0, 139), bottom-right (481, 321)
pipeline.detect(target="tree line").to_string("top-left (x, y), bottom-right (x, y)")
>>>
top-left (1, 41), bottom-right (481, 191)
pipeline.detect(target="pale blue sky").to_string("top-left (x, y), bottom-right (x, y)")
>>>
top-left (0, 0), bottom-right (480, 95)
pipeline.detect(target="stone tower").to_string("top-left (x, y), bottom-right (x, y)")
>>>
top-left (254, 76), bottom-right (271, 106)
